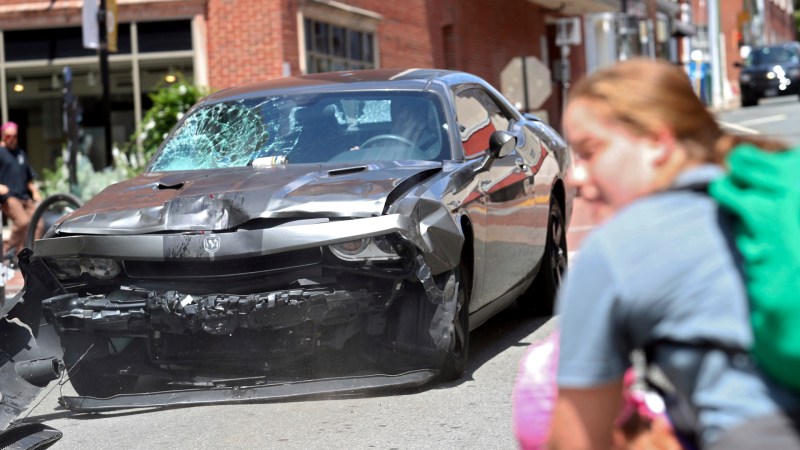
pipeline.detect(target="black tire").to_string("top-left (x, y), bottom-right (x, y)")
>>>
top-left (439, 264), bottom-right (470, 381)
top-left (25, 192), bottom-right (82, 250)
top-left (517, 196), bottom-right (568, 316)
top-left (62, 335), bottom-right (139, 398)
top-left (741, 95), bottom-right (758, 107)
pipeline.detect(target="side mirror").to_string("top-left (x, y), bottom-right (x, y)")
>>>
top-left (488, 130), bottom-right (517, 159)
top-left (475, 130), bottom-right (517, 172)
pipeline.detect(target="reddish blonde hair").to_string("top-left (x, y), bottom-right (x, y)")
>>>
top-left (568, 58), bottom-right (786, 163)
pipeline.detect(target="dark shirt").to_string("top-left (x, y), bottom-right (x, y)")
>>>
top-left (0, 146), bottom-right (35, 202)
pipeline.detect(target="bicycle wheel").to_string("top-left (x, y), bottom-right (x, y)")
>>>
top-left (25, 192), bottom-right (83, 250)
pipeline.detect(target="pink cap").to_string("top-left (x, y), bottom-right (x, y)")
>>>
top-left (1, 121), bottom-right (18, 134)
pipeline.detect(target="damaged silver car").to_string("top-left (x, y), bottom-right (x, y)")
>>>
top-left (16, 68), bottom-right (572, 409)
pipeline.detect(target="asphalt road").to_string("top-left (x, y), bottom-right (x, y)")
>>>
top-left (716, 95), bottom-right (800, 147)
top-left (18, 308), bottom-right (556, 449)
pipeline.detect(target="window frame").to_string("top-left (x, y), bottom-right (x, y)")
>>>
top-left (453, 86), bottom-right (514, 159)
top-left (297, 2), bottom-right (382, 75)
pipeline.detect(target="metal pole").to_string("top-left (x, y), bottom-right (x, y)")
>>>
top-left (98, 0), bottom-right (113, 166)
top-left (521, 57), bottom-right (530, 113)
top-left (63, 67), bottom-right (80, 194)
top-left (708, 0), bottom-right (723, 108)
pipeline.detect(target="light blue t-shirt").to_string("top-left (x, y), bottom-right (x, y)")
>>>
top-left (556, 164), bottom-right (800, 447)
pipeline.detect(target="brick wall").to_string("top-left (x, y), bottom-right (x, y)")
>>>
top-left (206, 0), bottom-right (285, 89)
top-left (202, 1), bottom-right (555, 102)
top-left (766, 0), bottom-right (797, 43)
top-left (205, 0), bottom-right (436, 90)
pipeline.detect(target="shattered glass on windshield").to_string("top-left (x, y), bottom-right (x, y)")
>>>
top-left (149, 99), bottom-right (277, 171)
top-left (148, 92), bottom-right (449, 171)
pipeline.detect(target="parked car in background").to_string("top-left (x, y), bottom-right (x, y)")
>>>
top-left (737, 42), bottom-right (800, 107)
top-left (15, 68), bottom-right (573, 410)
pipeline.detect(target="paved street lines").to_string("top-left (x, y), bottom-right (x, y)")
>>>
top-left (737, 114), bottom-right (787, 126)
top-left (717, 120), bottom-right (761, 135)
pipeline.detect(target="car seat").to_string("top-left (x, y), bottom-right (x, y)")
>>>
top-left (290, 104), bottom-right (347, 163)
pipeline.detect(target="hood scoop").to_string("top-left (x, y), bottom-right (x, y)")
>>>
top-left (157, 182), bottom-right (185, 190)
top-left (328, 166), bottom-right (366, 177)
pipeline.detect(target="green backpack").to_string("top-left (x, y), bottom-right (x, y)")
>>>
top-left (708, 143), bottom-right (800, 392)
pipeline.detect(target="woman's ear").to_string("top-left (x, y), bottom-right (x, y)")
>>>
top-left (648, 127), bottom-right (678, 166)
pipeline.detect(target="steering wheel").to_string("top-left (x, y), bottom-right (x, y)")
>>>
top-left (360, 134), bottom-right (420, 152)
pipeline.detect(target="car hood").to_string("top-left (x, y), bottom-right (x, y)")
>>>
top-left (57, 162), bottom-right (441, 235)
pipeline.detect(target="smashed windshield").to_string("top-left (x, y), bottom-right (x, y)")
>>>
top-left (148, 91), bottom-right (450, 172)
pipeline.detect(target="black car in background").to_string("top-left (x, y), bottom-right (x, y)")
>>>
top-left (737, 42), bottom-right (800, 107)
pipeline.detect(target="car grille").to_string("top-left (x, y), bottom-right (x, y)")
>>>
top-left (123, 247), bottom-right (323, 278)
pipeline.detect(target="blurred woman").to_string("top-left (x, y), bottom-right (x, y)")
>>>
top-left (548, 58), bottom-right (800, 449)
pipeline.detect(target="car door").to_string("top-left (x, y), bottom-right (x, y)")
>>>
top-left (453, 86), bottom-right (540, 310)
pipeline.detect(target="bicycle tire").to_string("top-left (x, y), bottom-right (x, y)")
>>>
top-left (25, 192), bottom-right (83, 250)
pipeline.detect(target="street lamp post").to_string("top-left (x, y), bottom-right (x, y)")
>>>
top-left (97, 0), bottom-right (113, 165)
top-left (708, 0), bottom-right (723, 108)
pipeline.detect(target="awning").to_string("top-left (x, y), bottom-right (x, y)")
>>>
top-left (657, 0), bottom-right (681, 16)
top-left (672, 19), bottom-right (696, 37)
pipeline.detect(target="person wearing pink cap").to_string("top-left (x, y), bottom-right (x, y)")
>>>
top-left (0, 121), bottom-right (42, 256)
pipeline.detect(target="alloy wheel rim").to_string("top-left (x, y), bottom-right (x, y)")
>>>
top-left (550, 209), bottom-right (567, 287)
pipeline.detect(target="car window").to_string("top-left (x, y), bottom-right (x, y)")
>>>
top-left (148, 92), bottom-right (449, 171)
top-left (454, 88), bottom-right (510, 158)
top-left (746, 46), bottom-right (800, 66)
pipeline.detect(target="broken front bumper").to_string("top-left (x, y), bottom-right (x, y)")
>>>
top-left (18, 210), bottom-right (463, 409)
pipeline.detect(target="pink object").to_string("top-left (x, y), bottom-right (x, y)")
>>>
top-left (616, 368), bottom-right (672, 432)
top-left (1, 121), bottom-right (17, 134)
top-left (512, 330), bottom-right (560, 450)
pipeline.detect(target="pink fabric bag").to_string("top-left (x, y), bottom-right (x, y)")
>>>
top-left (512, 330), bottom-right (560, 450)
top-left (512, 330), bottom-right (673, 449)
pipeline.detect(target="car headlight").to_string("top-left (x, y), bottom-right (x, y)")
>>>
top-left (46, 257), bottom-right (121, 280)
top-left (329, 236), bottom-right (401, 261)
top-left (740, 73), bottom-right (752, 83)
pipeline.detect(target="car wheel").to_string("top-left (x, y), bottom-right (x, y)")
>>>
top-left (439, 264), bottom-right (470, 381)
top-left (518, 195), bottom-right (568, 316)
top-left (741, 95), bottom-right (758, 107)
top-left (62, 335), bottom-right (139, 398)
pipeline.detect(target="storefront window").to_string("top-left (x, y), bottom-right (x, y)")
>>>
top-left (4, 26), bottom-right (132, 61)
top-left (1, 20), bottom-right (194, 175)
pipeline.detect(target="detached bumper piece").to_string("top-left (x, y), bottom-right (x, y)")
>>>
top-left (43, 287), bottom-right (376, 336)
top-left (59, 369), bottom-right (436, 413)
top-left (0, 423), bottom-right (63, 450)
top-left (1, 290), bottom-right (64, 449)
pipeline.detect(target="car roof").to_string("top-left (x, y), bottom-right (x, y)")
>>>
top-left (203, 68), bottom-right (485, 104)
